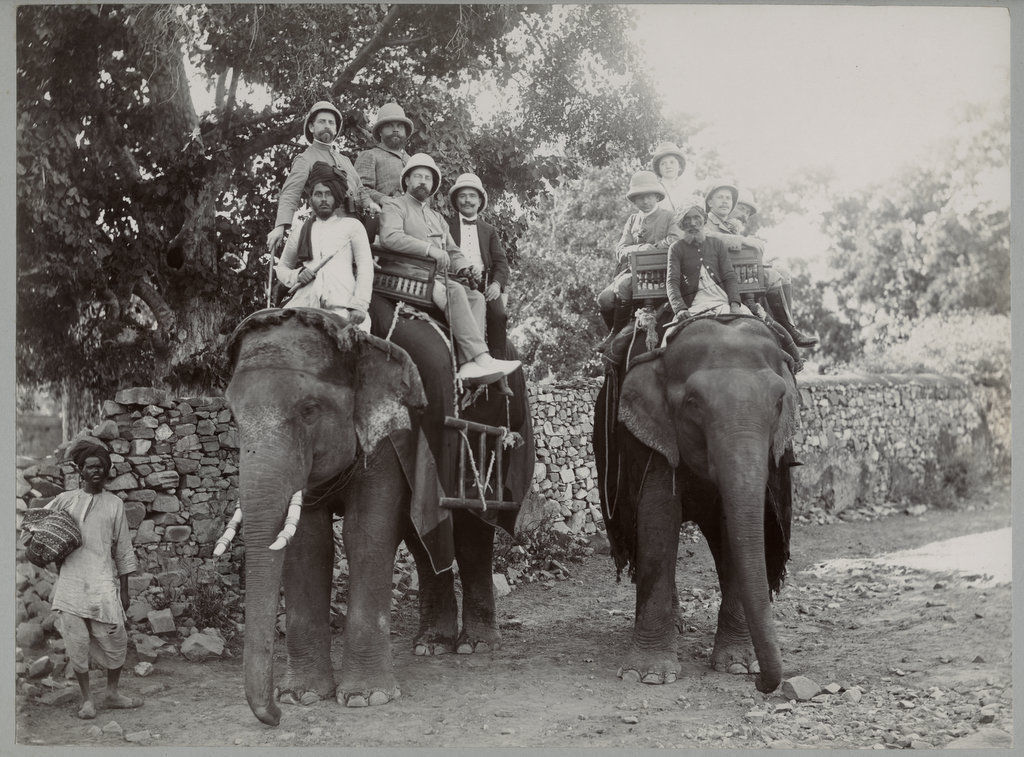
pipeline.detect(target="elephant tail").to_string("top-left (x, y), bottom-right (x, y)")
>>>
top-left (764, 446), bottom-right (795, 597)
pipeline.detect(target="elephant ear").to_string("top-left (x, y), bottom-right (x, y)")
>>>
top-left (771, 359), bottom-right (801, 466)
top-left (618, 357), bottom-right (679, 468)
top-left (353, 332), bottom-right (427, 454)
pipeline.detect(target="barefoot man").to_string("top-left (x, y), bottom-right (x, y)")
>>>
top-left (46, 440), bottom-right (142, 719)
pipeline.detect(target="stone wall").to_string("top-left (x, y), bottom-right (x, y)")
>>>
top-left (16, 371), bottom-right (1009, 552)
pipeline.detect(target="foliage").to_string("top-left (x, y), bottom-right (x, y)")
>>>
top-left (492, 519), bottom-right (592, 578)
top-left (17, 3), bottom-right (665, 429)
top-left (508, 161), bottom-right (638, 379)
top-left (852, 311), bottom-right (1010, 389)
top-left (820, 96), bottom-right (1009, 349)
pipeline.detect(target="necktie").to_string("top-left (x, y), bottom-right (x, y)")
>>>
top-left (462, 218), bottom-right (477, 225)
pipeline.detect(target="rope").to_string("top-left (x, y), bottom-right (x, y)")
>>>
top-left (459, 429), bottom-right (494, 512)
top-left (384, 301), bottom-right (405, 342)
top-left (441, 267), bottom-right (463, 418)
top-left (635, 306), bottom-right (659, 351)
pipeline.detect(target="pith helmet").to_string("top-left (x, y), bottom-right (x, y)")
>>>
top-left (734, 187), bottom-right (758, 216)
top-left (626, 170), bottom-right (666, 202)
top-left (304, 100), bottom-right (343, 144)
top-left (703, 178), bottom-right (739, 210)
top-left (652, 141), bottom-right (687, 177)
top-left (371, 102), bottom-right (415, 142)
top-left (401, 153), bottom-right (441, 195)
top-left (449, 173), bottom-right (489, 212)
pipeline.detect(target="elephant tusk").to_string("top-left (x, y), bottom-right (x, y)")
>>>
top-left (212, 506), bottom-right (243, 557)
top-left (268, 491), bottom-right (303, 551)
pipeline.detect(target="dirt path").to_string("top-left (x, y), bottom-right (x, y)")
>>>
top-left (17, 483), bottom-right (1012, 748)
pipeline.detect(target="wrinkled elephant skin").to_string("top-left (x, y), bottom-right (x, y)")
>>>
top-left (602, 316), bottom-right (799, 693)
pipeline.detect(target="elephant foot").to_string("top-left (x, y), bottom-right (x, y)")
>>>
top-left (618, 647), bottom-right (681, 685)
top-left (455, 626), bottom-right (501, 655)
top-left (413, 628), bottom-right (456, 656)
top-left (338, 685), bottom-right (400, 708)
top-left (711, 639), bottom-right (760, 675)
top-left (278, 689), bottom-right (326, 707)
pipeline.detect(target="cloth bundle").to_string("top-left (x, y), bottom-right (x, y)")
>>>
top-left (20, 505), bottom-right (82, 568)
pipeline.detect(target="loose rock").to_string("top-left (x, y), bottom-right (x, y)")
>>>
top-left (780, 675), bottom-right (820, 702)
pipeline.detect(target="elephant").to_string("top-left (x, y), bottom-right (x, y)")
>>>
top-left (593, 313), bottom-right (799, 693)
top-left (224, 303), bottom-right (533, 726)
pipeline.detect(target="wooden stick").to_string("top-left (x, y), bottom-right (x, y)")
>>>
top-left (287, 252), bottom-right (337, 295)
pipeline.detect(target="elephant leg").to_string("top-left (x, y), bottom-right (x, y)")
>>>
top-left (403, 520), bottom-right (458, 656)
top-left (619, 462), bottom-right (682, 685)
top-left (453, 510), bottom-right (500, 654)
top-left (696, 513), bottom-right (760, 675)
top-left (279, 503), bottom-right (336, 705)
top-left (337, 451), bottom-right (405, 707)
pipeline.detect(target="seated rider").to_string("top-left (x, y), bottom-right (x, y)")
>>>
top-left (666, 202), bottom-right (802, 369)
top-left (651, 141), bottom-right (696, 213)
top-left (703, 179), bottom-right (818, 348)
top-left (447, 173), bottom-right (511, 359)
top-left (597, 170), bottom-right (679, 348)
top-left (274, 162), bottom-right (374, 331)
top-left (379, 153), bottom-right (521, 385)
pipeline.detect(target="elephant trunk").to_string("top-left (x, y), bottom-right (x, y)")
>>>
top-left (711, 427), bottom-right (783, 692)
top-left (238, 443), bottom-right (308, 727)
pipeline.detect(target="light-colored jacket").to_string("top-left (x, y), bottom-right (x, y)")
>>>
top-left (379, 193), bottom-right (470, 273)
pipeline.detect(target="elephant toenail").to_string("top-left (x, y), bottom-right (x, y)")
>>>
top-left (368, 691), bottom-right (390, 706)
top-left (619, 668), bottom-right (641, 683)
top-left (346, 694), bottom-right (368, 707)
top-left (665, 672), bottom-right (678, 683)
top-left (300, 692), bottom-right (320, 706)
top-left (456, 643), bottom-right (473, 654)
top-left (414, 645), bottom-right (428, 656)
top-left (728, 663), bottom-right (748, 675)
top-left (641, 673), bottom-right (663, 684)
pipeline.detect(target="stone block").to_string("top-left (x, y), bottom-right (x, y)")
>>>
top-left (28, 655), bottom-right (54, 679)
top-left (181, 632), bottom-right (224, 661)
top-left (131, 438), bottom-right (153, 456)
top-left (107, 472), bottom-right (139, 491)
top-left (91, 419), bottom-right (120, 440)
top-left (132, 633), bottom-right (166, 661)
top-left (781, 675), bottom-right (820, 702)
top-left (492, 573), bottom-right (511, 598)
top-left (132, 488), bottom-right (157, 503)
top-left (29, 478), bottom-right (63, 497)
top-left (165, 525), bottom-right (192, 543)
top-left (116, 387), bottom-right (173, 407)
top-left (103, 400), bottom-right (127, 417)
top-left (29, 496), bottom-right (55, 509)
top-left (558, 468), bottom-right (575, 484)
top-left (134, 520), bottom-right (160, 545)
top-left (192, 517), bottom-right (223, 545)
top-left (151, 493), bottom-right (180, 512)
top-left (174, 456), bottom-right (199, 473)
top-left (16, 621), bottom-right (43, 648)
top-left (145, 470), bottom-right (180, 490)
top-left (147, 608), bottom-right (176, 634)
top-left (124, 502), bottom-right (146, 529)
top-left (174, 434), bottom-right (201, 454)
top-left (218, 429), bottom-right (238, 448)
top-left (155, 424), bottom-right (174, 441)
top-left (155, 570), bottom-right (186, 589)
top-left (38, 687), bottom-right (79, 706)
top-left (196, 419), bottom-right (217, 435)
top-left (150, 512), bottom-right (181, 526)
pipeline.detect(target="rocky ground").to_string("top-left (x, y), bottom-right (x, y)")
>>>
top-left (15, 480), bottom-right (1013, 749)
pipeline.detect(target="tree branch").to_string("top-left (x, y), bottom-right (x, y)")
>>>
top-left (330, 3), bottom-right (408, 99)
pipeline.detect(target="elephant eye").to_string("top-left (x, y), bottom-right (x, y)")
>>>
top-left (298, 400), bottom-right (320, 422)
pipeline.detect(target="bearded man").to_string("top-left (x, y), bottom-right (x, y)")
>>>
top-left (379, 154), bottom-right (521, 384)
top-left (45, 441), bottom-right (141, 720)
top-left (355, 102), bottom-right (414, 206)
top-left (275, 162), bottom-right (374, 330)
top-left (266, 101), bottom-right (382, 254)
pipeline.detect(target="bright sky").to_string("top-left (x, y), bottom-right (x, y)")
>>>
top-left (632, 4), bottom-right (1010, 190)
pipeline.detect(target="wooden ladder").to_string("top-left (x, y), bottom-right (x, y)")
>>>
top-left (439, 416), bottom-right (518, 511)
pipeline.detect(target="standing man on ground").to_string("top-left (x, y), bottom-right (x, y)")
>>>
top-left (46, 441), bottom-right (141, 720)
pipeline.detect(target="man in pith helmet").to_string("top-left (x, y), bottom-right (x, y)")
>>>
top-left (266, 100), bottom-right (381, 254)
top-left (355, 102), bottom-right (414, 206)
top-left (379, 154), bottom-right (521, 385)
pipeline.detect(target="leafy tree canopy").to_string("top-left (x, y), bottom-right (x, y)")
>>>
top-left (17, 3), bottom-right (665, 428)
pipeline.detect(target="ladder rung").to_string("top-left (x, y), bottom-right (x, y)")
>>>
top-left (443, 416), bottom-right (506, 437)
top-left (440, 497), bottom-right (519, 511)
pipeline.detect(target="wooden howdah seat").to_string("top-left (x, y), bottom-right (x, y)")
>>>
top-left (628, 246), bottom-right (768, 306)
top-left (370, 246), bottom-right (438, 310)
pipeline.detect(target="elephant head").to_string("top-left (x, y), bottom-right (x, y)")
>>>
top-left (617, 316), bottom-right (799, 691)
top-left (224, 307), bottom-right (425, 725)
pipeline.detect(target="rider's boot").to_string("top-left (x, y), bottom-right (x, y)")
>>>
top-left (765, 287), bottom-right (818, 348)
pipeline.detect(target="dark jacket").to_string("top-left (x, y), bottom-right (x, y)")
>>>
top-left (666, 235), bottom-right (740, 314)
top-left (447, 215), bottom-right (510, 291)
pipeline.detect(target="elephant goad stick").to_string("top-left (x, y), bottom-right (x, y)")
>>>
top-left (287, 252), bottom-right (337, 295)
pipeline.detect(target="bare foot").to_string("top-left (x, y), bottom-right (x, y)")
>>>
top-left (77, 700), bottom-right (96, 720)
top-left (104, 693), bottom-right (143, 709)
